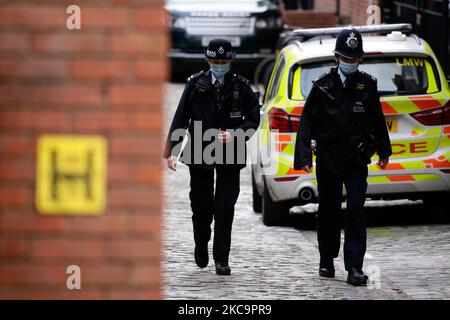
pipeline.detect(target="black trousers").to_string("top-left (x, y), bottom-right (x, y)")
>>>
top-left (188, 165), bottom-right (241, 263)
top-left (316, 157), bottom-right (368, 271)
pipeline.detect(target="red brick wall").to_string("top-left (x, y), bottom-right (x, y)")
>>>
top-left (282, 11), bottom-right (340, 28)
top-left (0, 0), bottom-right (167, 299)
top-left (315, 0), bottom-right (381, 25)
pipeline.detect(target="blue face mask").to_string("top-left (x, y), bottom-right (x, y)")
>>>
top-left (339, 60), bottom-right (359, 76)
top-left (210, 64), bottom-right (231, 79)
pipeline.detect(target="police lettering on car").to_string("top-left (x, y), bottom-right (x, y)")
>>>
top-left (163, 39), bottom-right (260, 276)
top-left (294, 28), bottom-right (392, 286)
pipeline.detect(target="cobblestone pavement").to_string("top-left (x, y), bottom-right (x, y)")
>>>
top-left (162, 83), bottom-right (450, 300)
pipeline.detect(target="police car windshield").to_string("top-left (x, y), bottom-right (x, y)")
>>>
top-left (294, 56), bottom-right (441, 99)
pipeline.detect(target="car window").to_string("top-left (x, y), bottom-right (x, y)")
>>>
top-left (264, 58), bottom-right (279, 104)
top-left (264, 55), bottom-right (285, 103)
top-left (268, 56), bottom-right (285, 100)
top-left (289, 56), bottom-right (441, 100)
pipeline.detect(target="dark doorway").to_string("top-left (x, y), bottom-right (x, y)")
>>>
top-left (382, 0), bottom-right (449, 79)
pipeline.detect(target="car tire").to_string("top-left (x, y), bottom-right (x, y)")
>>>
top-left (262, 177), bottom-right (290, 226)
top-left (423, 193), bottom-right (448, 222)
top-left (252, 169), bottom-right (262, 213)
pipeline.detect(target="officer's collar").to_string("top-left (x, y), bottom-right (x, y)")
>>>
top-left (200, 70), bottom-right (234, 88)
top-left (331, 67), bottom-right (361, 86)
top-left (218, 70), bottom-right (234, 83)
top-left (345, 70), bottom-right (361, 85)
top-left (211, 72), bottom-right (224, 86)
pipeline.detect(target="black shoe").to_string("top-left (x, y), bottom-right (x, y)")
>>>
top-left (194, 244), bottom-right (208, 268)
top-left (347, 268), bottom-right (368, 286)
top-left (319, 267), bottom-right (335, 278)
top-left (215, 261), bottom-right (231, 275)
top-left (319, 258), bottom-right (335, 278)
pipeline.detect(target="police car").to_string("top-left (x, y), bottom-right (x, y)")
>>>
top-left (250, 24), bottom-right (450, 225)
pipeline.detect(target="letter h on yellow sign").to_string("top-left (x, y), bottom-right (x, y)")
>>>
top-left (36, 135), bottom-right (107, 215)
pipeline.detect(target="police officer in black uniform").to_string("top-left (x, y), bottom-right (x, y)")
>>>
top-left (294, 29), bottom-right (392, 286)
top-left (163, 39), bottom-right (260, 275)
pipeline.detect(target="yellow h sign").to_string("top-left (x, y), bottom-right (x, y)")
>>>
top-left (36, 135), bottom-right (107, 215)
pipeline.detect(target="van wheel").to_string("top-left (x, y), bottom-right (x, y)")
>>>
top-left (262, 178), bottom-right (290, 226)
top-left (252, 169), bottom-right (262, 213)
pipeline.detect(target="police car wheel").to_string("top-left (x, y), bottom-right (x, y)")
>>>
top-left (252, 169), bottom-right (262, 213)
top-left (423, 193), bottom-right (448, 223)
top-left (262, 178), bottom-right (290, 226)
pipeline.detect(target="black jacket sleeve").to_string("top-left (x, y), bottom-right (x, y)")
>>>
top-left (236, 85), bottom-right (260, 130)
top-left (294, 84), bottom-right (319, 169)
top-left (369, 83), bottom-right (392, 158)
top-left (235, 83), bottom-right (260, 137)
top-left (163, 83), bottom-right (193, 159)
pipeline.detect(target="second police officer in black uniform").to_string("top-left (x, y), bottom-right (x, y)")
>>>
top-left (294, 29), bottom-right (392, 286)
top-left (164, 39), bottom-right (260, 275)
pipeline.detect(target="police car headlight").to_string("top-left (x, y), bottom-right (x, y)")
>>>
top-left (256, 17), bottom-right (282, 29)
top-left (172, 16), bottom-right (187, 29)
top-left (256, 18), bottom-right (268, 29)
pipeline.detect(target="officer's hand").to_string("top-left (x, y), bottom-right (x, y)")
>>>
top-left (167, 156), bottom-right (177, 171)
top-left (218, 129), bottom-right (232, 144)
top-left (377, 157), bottom-right (389, 169)
top-left (301, 165), bottom-right (312, 173)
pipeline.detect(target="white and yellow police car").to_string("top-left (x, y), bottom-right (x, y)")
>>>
top-left (250, 24), bottom-right (450, 225)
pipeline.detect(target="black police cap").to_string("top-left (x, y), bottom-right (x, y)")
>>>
top-left (334, 28), bottom-right (364, 59)
top-left (205, 39), bottom-right (236, 60)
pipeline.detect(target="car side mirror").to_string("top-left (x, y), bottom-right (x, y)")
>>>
top-left (254, 91), bottom-right (264, 108)
top-left (254, 91), bottom-right (261, 102)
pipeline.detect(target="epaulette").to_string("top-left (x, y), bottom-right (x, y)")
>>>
top-left (360, 71), bottom-right (377, 83)
top-left (313, 70), bottom-right (331, 83)
top-left (311, 71), bottom-right (332, 87)
top-left (232, 73), bottom-right (251, 85)
top-left (186, 71), bottom-right (204, 83)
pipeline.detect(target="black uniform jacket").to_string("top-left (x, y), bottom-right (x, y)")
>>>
top-left (294, 67), bottom-right (392, 175)
top-left (163, 70), bottom-right (260, 169)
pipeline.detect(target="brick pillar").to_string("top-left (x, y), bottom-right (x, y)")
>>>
top-left (0, 1), bottom-right (167, 299)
